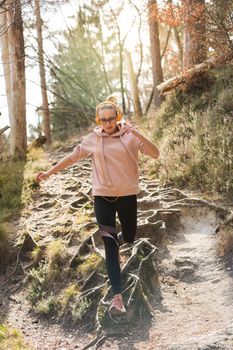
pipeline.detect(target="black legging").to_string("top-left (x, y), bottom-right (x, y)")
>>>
top-left (94, 195), bottom-right (137, 294)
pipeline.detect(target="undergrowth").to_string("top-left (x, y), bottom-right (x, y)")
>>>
top-left (151, 66), bottom-right (233, 197)
top-left (26, 250), bottom-right (106, 322)
top-left (0, 324), bottom-right (31, 350)
top-left (0, 148), bottom-right (48, 223)
top-left (0, 148), bottom-right (49, 260)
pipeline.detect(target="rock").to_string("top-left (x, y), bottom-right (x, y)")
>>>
top-left (32, 319), bottom-right (39, 324)
top-left (137, 196), bottom-right (160, 210)
top-left (69, 196), bottom-right (89, 210)
top-left (174, 257), bottom-right (198, 269)
top-left (176, 266), bottom-right (196, 281)
top-left (20, 233), bottom-right (37, 257)
top-left (37, 201), bottom-right (56, 209)
top-left (211, 278), bottom-right (221, 284)
top-left (60, 194), bottom-right (72, 199)
top-left (80, 270), bottom-right (107, 291)
top-left (27, 135), bottom-right (47, 150)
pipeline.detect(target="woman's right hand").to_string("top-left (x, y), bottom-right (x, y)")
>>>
top-left (36, 171), bottom-right (50, 183)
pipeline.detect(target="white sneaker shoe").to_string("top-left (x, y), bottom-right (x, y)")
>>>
top-left (117, 232), bottom-right (124, 246)
top-left (108, 294), bottom-right (126, 317)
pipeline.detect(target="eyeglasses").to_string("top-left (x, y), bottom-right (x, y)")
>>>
top-left (100, 116), bottom-right (116, 125)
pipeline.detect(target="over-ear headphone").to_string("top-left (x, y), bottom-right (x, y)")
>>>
top-left (95, 101), bottom-right (122, 125)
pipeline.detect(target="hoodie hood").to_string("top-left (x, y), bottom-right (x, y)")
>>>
top-left (93, 122), bottom-right (127, 137)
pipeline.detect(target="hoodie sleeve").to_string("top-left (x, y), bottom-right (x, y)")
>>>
top-left (71, 134), bottom-right (93, 162)
top-left (137, 134), bottom-right (160, 159)
top-left (71, 144), bottom-right (90, 162)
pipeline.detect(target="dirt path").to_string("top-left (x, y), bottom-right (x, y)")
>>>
top-left (135, 207), bottom-right (233, 350)
top-left (94, 207), bottom-right (233, 350)
top-left (1, 148), bottom-right (233, 350)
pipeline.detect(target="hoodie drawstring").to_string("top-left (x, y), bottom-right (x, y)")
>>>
top-left (96, 137), bottom-right (112, 187)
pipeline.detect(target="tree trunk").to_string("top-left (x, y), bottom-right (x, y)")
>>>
top-left (124, 49), bottom-right (142, 118)
top-left (148, 0), bottom-right (164, 107)
top-left (213, 0), bottom-right (232, 52)
top-left (183, 0), bottom-right (207, 69)
top-left (156, 53), bottom-right (232, 94)
top-left (174, 27), bottom-right (183, 67)
top-left (0, 10), bottom-right (12, 122)
top-left (119, 44), bottom-right (126, 115)
top-left (34, 0), bottom-right (51, 144)
top-left (5, 0), bottom-right (27, 159)
top-left (0, 9), bottom-right (11, 159)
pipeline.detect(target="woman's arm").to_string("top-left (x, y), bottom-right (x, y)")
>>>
top-left (124, 124), bottom-right (160, 159)
top-left (36, 153), bottom-right (79, 182)
top-left (36, 143), bottom-right (90, 182)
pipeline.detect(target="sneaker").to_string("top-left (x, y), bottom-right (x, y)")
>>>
top-left (117, 231), bottom-right (124, 246)
top-left (108, 294), bottom-right (126, 317)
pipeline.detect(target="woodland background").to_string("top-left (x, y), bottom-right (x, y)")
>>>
top-left (0, 1), bottom-right (233, 348)
top-left (0, 0), bottom-right (232, 196)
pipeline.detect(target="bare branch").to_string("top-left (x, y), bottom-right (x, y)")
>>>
top-left (128, 0), bottom-right (144, 83)
top-left (161, 26), bottom-right (171, 59)
top-left (0, 125), bottom-right (10, 134)
top-left (108, 3), bottom-right (126, 112)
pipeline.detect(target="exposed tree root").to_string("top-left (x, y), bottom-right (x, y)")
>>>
top-left (13, 158), bottom-right (232, 334)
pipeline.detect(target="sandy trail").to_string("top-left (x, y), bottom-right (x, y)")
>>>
top-left (134, 207), bottom-right (233, 350)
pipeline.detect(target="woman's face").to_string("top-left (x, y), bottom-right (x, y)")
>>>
top-left (98, 108), bottom-right (118, 135)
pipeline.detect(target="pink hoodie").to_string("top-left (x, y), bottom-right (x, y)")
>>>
top-left (71, 123), bottom-right (158, 196)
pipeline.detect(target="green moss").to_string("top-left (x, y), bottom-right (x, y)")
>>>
top-left (78, 252), bottom-right (106, 277)
top-left (59, 284), bottom-right (80, 308)
top-left (30, 246), bottom-right (43, 264)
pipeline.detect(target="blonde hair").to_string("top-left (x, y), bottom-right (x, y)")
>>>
top-left (95, 100), bottom-right (122, 124)
top-left (106, 94), bottom-right (118, 104)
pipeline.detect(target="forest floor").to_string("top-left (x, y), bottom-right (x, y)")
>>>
top-left (1, 145), bottom-right (233, 350)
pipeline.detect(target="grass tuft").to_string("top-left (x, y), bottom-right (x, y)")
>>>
top-left (70, 297), bottom-right (92, 321)
top-left (34, 295), bottom-right (58, 315)
top-left (45, 240), bottom-right (68, 269)
top-left (0, 324), bottom-right (32, 349)
top-left (78, 252), bottom-right (105, 277)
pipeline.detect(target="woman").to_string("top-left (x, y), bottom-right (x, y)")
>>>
top-left (36, 100), bottom-right (159, 317)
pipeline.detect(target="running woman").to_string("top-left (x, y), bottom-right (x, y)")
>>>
top-left (36, 100), bottom-right (159, 317)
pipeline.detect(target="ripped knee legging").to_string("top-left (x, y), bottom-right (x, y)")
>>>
top-left (94, 195), bottom-right (137, 294)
